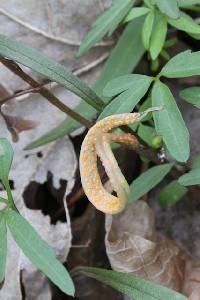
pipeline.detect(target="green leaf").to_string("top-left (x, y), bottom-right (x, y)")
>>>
top-left (142, 10), bottom-right (155, 49)
top-left (128, 163), bottom-right (173, 203)
top-left (152, 81), bottom-right (189, 162)
top-left (77, 0), bottom-right (133, 56)
top-left (150, 15), bottom-right (168, 60)
top-left (168, 12), bottom-right (200, 35)
top-left (123, 7), bottom-right (150, 23)
top-left (78, 267), bottom-right (188, 300)
top-left (25, 18), bottom-right (145, 149)
top-left (155, 0), bottom-right (180, 19)
top-left (179, 0), bottom-right (200, 7)
top-left (137, 124), bottom-right (156, 146)
top-left (0, 213), bottom-right (7, 283)
top-left (157, 180), bottom-right (187, 208)
top-left (189, 32), bottom-right (200, 40)
top-left (180, 87), bottom-right (200, 108)
top-left (6, 209), bottom-right (75, 296)
top-left (160, 50), bottom-right (200, 78)
top-left (99, 74), bottom-right (153, 119)
top-left (0, 138), bottom-right (14, 183)
top-left (0, 34), bottom-right (104, 111)
top-left (178, 168), bottom-right (200, 186)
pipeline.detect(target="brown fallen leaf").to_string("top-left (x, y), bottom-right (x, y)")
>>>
top-left (105, 201), bottom-right (200, 299)
top-left (183, 260), bottom-right (200, 300)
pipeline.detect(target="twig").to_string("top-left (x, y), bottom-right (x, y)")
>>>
top-left (0, 56), bottom-right (92, 128)
top-left (0, 85), bottom-right (45, 105)
top-left (0, 7), bottom-right (114, 47)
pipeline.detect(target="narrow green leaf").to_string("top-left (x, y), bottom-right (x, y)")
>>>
top-left (152, 81), bottom-right (190, 162)
top-left (0, 34), bottom-right (104, 111)
top-left (123, 7), bottom-right (150, 23)
top-left (25, 18), bottom-right (145, 149)
top-left (160, 50), bottom-right (200, 78)
top-left (155, 0), bottom-right (180, 19)
top-left (0, 213), bottom-right (7, 283)
top-left (178, 168), bottom-right (200, 186)
top-left (142, 10), bottom-right (155, 49)
top-left (180, 87), bottom-right (200, 108)
top-left (99, 74), bottom-right (153, 118)
top-left (77, 0), bottom-right (133, 56)
top-left (150, 15), bottom-right (167, 60)
top-left (128, 163), bottom-right (173, 203)
top-left (78, 267), bottom-right (188, 300)
top-left (168, 12), bottom-right (200, 35)
top-left (179, 0), bottom-right (200, 7)
top-left (157, 180), bottom-right (187, 208)
top-left (0, 138), bottom-right (14, 183)
top-left (6, 210), bottom-right (75, 296)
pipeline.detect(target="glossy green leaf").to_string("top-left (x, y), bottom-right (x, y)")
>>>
top-left (157, 180), bottom-right (187, 208)
top-left (77, 0), bottom-right (133, 56)
top-left (99, 74), bottom-right (153, 118)
top-left (79, 267), bottom-right (188, 300)
top-left (180, 87), bottom-right (200, 108)
top-left (128, 163), bottom-right (173, 203)
top-left (179, 0), bottom-right (200, 7)
top-left (178, 168), bottom-right (200, 186)
top-left (0, 34), bottom-right (104, 111)
top-left (155, 0), bottom-right (180, 19)
top-left (150, 15), bottom-right (168, 60)
top-left (152, 81), bottom-right (189, 162)
top-left (0, 213), bottom-right (7, 283)
top-left (0, 138), bottom-right (14, 183)
top-left (160, 50), bottom-right (200, 78)
top-left (168, 12), bottom-right (200, 35)
top-left (123, 7), bottom-right (150, 23)
top-left (26, 18), bottom-right (145, 149)
top-left (6, 209), bottom-right (75, 296)
top-left (142, 10), bottom-right (155, 49)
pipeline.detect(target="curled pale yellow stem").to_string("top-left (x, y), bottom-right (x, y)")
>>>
top-left (79, 108), bottom-right (161, 214)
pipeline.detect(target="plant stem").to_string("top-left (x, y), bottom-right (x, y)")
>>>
top-left (0, 56), bottom-right (93, 129)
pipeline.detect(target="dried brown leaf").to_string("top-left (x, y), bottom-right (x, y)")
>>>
top-left (105, 201), bottom-right (200, 298)
top-left (183, 260), bottom-right (200, 300)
